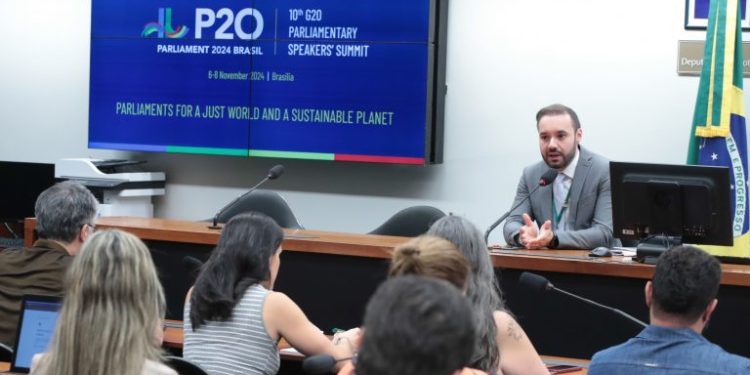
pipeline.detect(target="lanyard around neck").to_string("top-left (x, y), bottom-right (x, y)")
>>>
top-left (551, 183), bottom-right (572, 228)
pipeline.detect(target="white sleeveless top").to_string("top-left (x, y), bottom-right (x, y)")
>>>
top-left (184, 284), bottom-right (280, 375)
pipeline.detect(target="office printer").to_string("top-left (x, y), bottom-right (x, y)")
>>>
top-left (55, 158), bottom-right (165, 217)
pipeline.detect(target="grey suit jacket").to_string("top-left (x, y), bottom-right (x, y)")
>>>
top-left (502, 147), bottom-right (614, 249)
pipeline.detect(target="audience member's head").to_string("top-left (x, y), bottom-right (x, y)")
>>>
top-left (356, 275), bottom-right (476, 375)
top-left (648, 245), bottom-right (721, 329)
top-left (389, 235), bottom-right (470, 290)
top-left (428, 216), bottom-right (502, 301)
top-left (427, 215), bottom-right (502, 370)
top-left (37, 229), bottom-right (166, 375)
top-left (34, 181), bottom-right (98, 255)
top-left (190, 212), bottom-right (284, 329)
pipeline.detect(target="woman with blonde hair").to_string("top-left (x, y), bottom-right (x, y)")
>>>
top-left (338, 236), bottom-right (484, 375)
top-left (31, 229), bottom-right (175, 375)
top-left (388, 235), bottom-right (471, 290)
top-left (428, 215), bottom-right (547, 375)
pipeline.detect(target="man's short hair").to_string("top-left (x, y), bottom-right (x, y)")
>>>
top-left (34, 181), bottom-right (98, 243)
top-left (356, 275), bottom-right (476, 375)
top-left (536, 103), bottom-right (581, 130)
top-left (652, 245), bottom-right (721, 322)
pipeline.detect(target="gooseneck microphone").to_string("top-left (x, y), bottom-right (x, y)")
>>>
top-left (209, 164), bottom-right (285, 229)
top-left (484, 169), bottom-right (558, 243)
top-left (301, 354), bottom-right (353, 374)
top-left (519, 271), bottom-right (647, 328)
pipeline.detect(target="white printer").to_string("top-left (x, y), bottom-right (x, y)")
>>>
top-left (55, 158), bottom-right (165, 217)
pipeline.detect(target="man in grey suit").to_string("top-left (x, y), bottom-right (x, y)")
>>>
top-left (503, 104), bottom-right (613, 249)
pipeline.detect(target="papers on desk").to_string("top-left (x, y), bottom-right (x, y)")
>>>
top-left (611, 247), bottom-right (637, 257)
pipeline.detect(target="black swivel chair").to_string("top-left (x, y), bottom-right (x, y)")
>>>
top-left (368, 206), bottom-right (447, 237)
top-left (165, 356), bottom-right (209, 375)
top-left (214, 189), bottom-right (304, 229)
top-left (0, 342), bottom-right (12, 362)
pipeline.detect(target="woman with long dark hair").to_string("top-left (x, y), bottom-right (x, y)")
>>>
top-left (428, 216), bottom-right (547, 375)
top-left (184, 213), bottom-right (357, 375)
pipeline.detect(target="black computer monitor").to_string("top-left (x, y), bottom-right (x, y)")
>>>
top-left (610, 161), bottom-right (733, 257)
top-left (0, 161), bottom-right (55, 222)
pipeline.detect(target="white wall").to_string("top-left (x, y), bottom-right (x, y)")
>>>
top-left (0, 0), bottom-right (734, 243)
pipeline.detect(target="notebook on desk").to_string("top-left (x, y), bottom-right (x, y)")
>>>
top-left (9, 295), bottom-right (61, 373)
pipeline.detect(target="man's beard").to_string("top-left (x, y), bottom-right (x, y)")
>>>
top-left (543, 144), bottom-right (577, 170)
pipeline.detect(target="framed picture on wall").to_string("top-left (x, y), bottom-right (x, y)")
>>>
top-left (685, 0), bottom-right (750, 30)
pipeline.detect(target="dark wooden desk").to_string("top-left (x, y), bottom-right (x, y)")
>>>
top-left (490, 248), bottom-right (750, 286)
top-left (25, 217), bottom-right (750, 286)
top-left (24, 217), bottom-right (403, 258)
top-left (23, 217), bottom-right (750, 286)
top-left (22, 217), bottom-right (750, 359)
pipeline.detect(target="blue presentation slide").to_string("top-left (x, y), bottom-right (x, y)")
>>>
top-left (89, 0), bottom-right (436, 164)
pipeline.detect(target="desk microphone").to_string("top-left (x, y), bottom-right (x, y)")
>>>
top-left (484, 169), bottom-right (558, 243)
top-left (519, 271), bottom-right (647, 328)
top-left (301, 354), bottom-right (353, 374)
top-left (209, 164), bottom-right (285, 229)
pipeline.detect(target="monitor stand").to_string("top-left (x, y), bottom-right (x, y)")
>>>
top-left (635, 235), bottom-right (682, 264)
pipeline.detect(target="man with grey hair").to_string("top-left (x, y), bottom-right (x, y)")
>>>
top-left (0, 181), bottom-right (98, 347)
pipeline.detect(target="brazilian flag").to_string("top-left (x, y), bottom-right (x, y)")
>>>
top-left (687, 0), bottom-right (750, 257)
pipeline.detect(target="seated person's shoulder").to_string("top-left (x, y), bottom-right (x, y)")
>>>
top-left (710, 343), bottom-right (750, 371)
top-left (493, 310), bottom-right (513, 332)
top-left (590, 347), bottom-right (614, 363)
top-left (588, 150), bottom-right (610, 171)
top-left (1, 243), bottom-right (70, 258)
top-left (589, 340), bottom-right (632, 368)
top-left (0, 245), bottom-right (71, 276)
top-left (262, 291), bottom-right (297, 330)
top-left (493, 309), bottom-right (525, 337)
top-left (0, 246), bottom-right (25, 259)
top-left (525, 161), bottom-right (549, 175)
top-left (265, 290), bottom-right (293, 308)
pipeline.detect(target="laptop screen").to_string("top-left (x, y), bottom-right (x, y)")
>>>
top-left (10, 296), bottom-right (62, 373)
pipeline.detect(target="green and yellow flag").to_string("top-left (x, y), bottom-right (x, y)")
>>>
top-left (687, 0), bottom-right (750, 257)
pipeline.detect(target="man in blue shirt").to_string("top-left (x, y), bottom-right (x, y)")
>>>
top-left (589, 245), bottom-right (750, 374)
